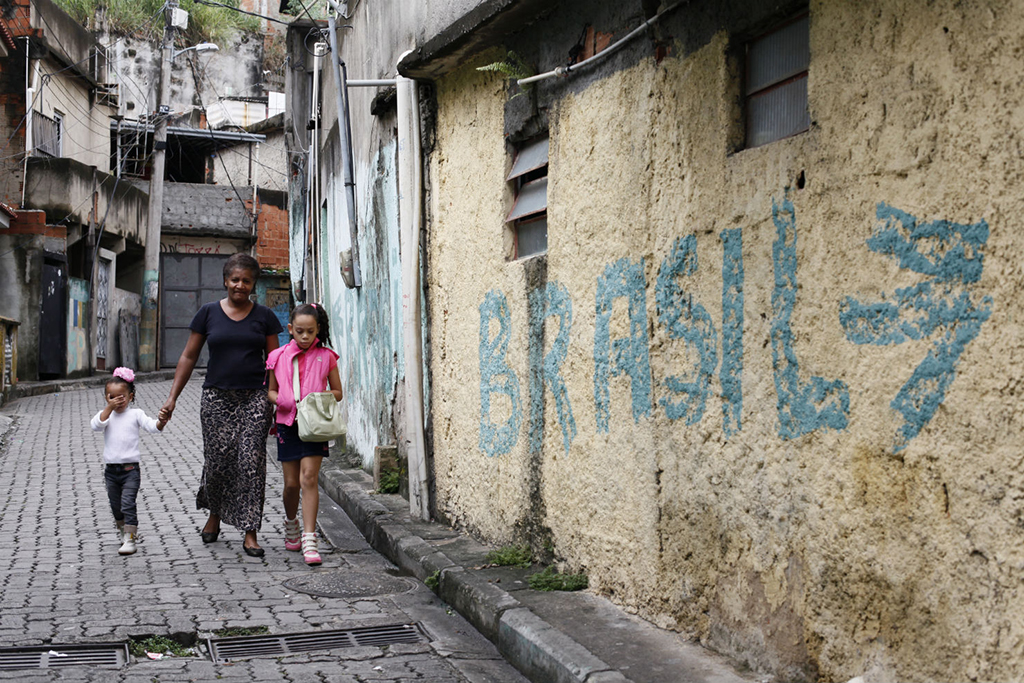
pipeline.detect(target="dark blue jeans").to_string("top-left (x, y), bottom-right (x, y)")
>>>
top-left (104, 463), bottom-right (141, 527)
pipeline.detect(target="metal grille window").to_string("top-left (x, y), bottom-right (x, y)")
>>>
top-left (506, 136), bottom-right (548, 259)
top-left (745, 14), bottom-right (809, 149)
top-left (33, 112), bottom-right (63, 157)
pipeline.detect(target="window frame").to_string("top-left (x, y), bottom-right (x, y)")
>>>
top-left (506, 136), bottom-right (549, 260)
top-left (743, 12), bottom-right (810, 149)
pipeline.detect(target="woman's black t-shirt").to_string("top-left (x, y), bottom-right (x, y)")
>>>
top-left (189, 301), bottom-right (284, 390)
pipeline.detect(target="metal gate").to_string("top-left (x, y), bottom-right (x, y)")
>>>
top-left (95, 259), bottom-right (109, 369)
top-left (160, 254), bottom-right (230, 368)
top-left (38, 261), bottom-right (66, 378)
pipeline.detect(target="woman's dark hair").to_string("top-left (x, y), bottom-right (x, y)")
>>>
top-left (223, 253), bottom-right (261, 281)
top-left (291, 303), bottom-right (331, 348)
top-left (105, 377), bottom-right (136, 403)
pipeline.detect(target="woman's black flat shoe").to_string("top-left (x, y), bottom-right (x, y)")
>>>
top-left (243, 545), bottom-right (265, 557)
top-left (201, 530), bottom-right (220, 543)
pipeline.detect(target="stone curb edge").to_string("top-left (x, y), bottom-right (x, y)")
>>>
top-left (318, 458), bottom-right (629, 683)
top-left (6, 369), bottom-right (187, 403)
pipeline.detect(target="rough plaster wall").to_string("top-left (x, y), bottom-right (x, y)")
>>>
top-left (112, 37), bottom-right (263, 121)
top-left (319, 134), bottom-right (402, 469)
top-left (426, 2), bottom-right (1024, 681)
top-left (215, 131), bottom-right (288, 193)
top-left (38, 70), bottom-right (111, 171)
top-left (427, 56), bottom-right (540, 539)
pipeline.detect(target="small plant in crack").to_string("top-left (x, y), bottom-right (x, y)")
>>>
top-left (484, 544), bottom-right (533, 568)
top-left (376, 467), bottom-right (402, 494)
top-left (528, 566), bottom-right (588, 592)
top-left (129, 635), bottom-right (196, 658)
top-left (424, 570), bottom-right (440, 591)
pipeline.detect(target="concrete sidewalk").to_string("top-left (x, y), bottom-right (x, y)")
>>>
top-left (319, 461), bottom-right (763, 683)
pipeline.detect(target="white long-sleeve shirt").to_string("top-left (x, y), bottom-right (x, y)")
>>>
top-left (90, 408), bottom-right (162, 464)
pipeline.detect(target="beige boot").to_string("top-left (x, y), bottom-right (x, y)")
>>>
top-left (119, 525), bottom-right (137, 555)
top-left (115, 521), bottom-right (125, 544)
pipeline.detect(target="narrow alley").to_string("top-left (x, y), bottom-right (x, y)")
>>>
top-left (0, 378), bottom-right (527, 682)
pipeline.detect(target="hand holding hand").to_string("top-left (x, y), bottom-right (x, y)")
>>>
top-left (160, 398), bottom-right (176, 422)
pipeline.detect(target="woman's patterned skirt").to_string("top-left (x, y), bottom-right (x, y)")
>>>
top-left (197, 388), bottom-right (272, 531)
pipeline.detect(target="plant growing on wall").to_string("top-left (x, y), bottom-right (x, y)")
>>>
top-left (477, 51), bottom-right (535, 99)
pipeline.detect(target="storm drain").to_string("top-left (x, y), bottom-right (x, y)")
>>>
top-left (207, 623), bottom-right (427, 662)
top-left (0, 643), bottom-right (130, 670)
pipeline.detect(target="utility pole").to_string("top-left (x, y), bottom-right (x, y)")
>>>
top-left (139, 0), bottom-right (177, 371)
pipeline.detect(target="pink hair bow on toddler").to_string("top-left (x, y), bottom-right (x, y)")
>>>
top-left (113, 367), bottom-right (135, 383)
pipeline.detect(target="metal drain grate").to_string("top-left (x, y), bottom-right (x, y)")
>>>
top-left (0, 643), bottom-right (129, 670)
top-left (207, 623), bottom-right (427, 662)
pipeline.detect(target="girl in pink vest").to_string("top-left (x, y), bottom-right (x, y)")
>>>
top-left (266, 303), bottom-right (342, 565)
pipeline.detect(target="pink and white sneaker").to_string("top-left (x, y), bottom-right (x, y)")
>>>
top-left (301, 532), bottom-right (322, 566)
top-left (284, 518), bottom-right (301, 552)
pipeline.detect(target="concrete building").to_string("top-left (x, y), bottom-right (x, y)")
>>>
top-left (0, 0), bottom-right (145, 381)
top-left (0, 0), bottom-right (292, 384)
top-left (289, 1), bottom-right (1022, 680)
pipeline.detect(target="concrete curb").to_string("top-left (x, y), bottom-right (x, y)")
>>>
top-left (319, 458), bottom-right (629, 683)
top-left (7, 369), bottom-right (184, 403)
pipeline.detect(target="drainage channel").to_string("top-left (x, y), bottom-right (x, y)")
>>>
top-left (208, 623), bottom-right (428, 662)
top-left (0, 643), bottom-right (130, 670)
top-left (0, 622), bottom-right (427, 669)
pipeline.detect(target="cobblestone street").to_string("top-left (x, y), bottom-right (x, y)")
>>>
top-left (0, 379), bottom-right (526, 682)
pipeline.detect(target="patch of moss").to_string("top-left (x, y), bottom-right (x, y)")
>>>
top-left (528, 566), bottom-right (588, 592)
top-left (485, 545), bottom-right (533, 568)
top-left (212, 625), bottom-right (270, 638)
top-left (425, 570), bottom-right (440, 591)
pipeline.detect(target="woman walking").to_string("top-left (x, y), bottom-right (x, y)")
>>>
top-left (160, 253), bottom-right (283, 556)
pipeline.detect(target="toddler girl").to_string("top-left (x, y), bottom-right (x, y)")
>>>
top-left (90, 367), bottom-right (167, 555)
top-left (267, 303), bottom-right (343, 565)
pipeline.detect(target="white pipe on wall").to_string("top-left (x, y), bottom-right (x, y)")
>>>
top-left (397, 71), bottom-right (429, 521)
top-left (517, 0), bottom-right (687, 87)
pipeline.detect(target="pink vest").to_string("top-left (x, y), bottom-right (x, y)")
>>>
top-left (266, 340), bottom-right (339, 426)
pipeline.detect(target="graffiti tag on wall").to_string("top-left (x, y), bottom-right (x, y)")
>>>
top-left (479, 194), bottom-right (991, 456)
top-left (67, 277), bottom-right (90, 374)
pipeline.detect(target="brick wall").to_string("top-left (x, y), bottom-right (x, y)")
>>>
top-left (254, 189), bottom-right (289, 271)
top-left (6, 210), bottom-right (65, 238)
top-left (0, 13), bottom-right (27, 208)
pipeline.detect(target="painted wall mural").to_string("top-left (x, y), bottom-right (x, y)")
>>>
top-left (839, 203), bottom-right (992, 451)
top-left (478, 195), bottom-right (992, 456)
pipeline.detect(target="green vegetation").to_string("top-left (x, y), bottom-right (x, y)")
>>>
top-left (376, 467), bottom-right (402, 494)
top-left (424, 570), bottom-right (440, 591)
top-left (284, 0), bottom-right (326, 20)
top-left (128, 635), bottom-right (195, 658)
top-left (476, 51), bottom-right (535, 99)
top-left (54, 0), bottom-right (258, 44)
top-left (485, 544), bottom-right (533, 568)
top-left (528, 566), bottom-right (588, 592)
top-left (212, 625), bottom-right (270, 637)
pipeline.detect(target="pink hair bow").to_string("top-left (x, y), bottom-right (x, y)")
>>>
top-left (113, 367), bottom-right (135, 383)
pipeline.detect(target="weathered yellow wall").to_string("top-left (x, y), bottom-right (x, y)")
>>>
top-left (426, 2), bottom-right (1024, 681)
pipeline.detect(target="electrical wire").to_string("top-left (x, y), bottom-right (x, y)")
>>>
top-left (0, 142), bottom-right (140, 263)
top-left (183, 51), bottom-right (255, 223)
top-left (192, 0), bottom-right (291, 26)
